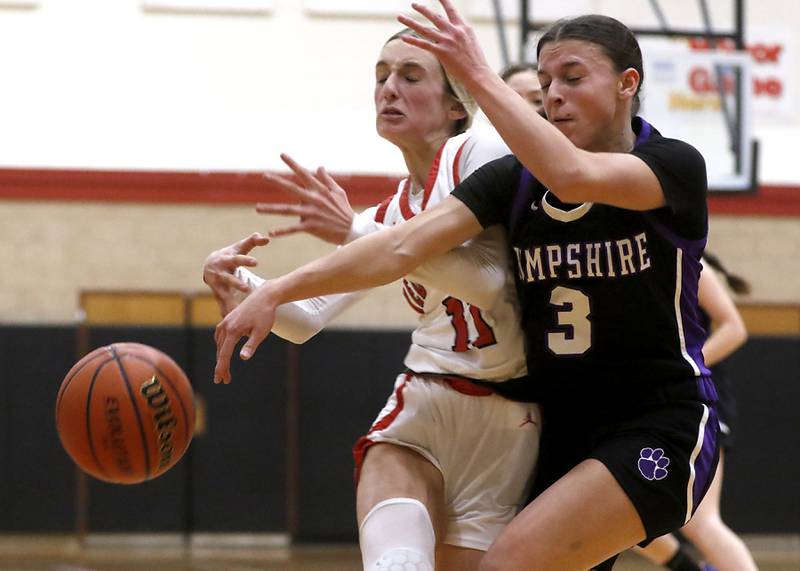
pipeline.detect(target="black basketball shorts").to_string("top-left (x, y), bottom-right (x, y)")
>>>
top-left (589, 396), bottom-right (719, 540)
top-left (532, 376), bottom-right (720, 543)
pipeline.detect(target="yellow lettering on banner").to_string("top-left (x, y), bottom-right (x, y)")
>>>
top-left (669, 93), bottom-right (721, 112)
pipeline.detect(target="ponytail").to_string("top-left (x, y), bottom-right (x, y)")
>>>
top-left (704, 252), bottom-right (751, 295)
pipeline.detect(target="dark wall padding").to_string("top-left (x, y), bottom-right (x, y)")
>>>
top-left (0, 326), bottom-right (77, 532)
top-left (720, 337), bottom-right (800, 533)
top-left (0, 326), bottom-right (796, 538)
top-left (294, 330), bottom-right (409, 541)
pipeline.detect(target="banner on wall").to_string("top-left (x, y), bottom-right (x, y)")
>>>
top-left (639, 43), bottom-right (753, 191)
top-left (686, 26), bottom-right (795, 122)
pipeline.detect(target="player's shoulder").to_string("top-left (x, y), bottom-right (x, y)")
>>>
top-left (461, 123), bottom-right (511, 156)
top-left (452, 124), bottom-right (512, 180)
top-left (634, 123), bottom-right (706, 174)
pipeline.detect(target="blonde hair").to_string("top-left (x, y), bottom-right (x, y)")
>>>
top-left (385, 29), bottom-right (477, 134)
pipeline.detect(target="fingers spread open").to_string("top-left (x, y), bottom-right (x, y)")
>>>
top-left (411, 2), bottom-right (450, 30)
top-left (239, 329), bottom-right (267, 361)
top-left (231, 254), bottom-right (259, 267)
top-left (256, 203), bottom-right (308, 217)
top-left (214, 323), bottom-right (241, 384)
top-left (397, 14), bottom-right (447, 46)
top-left (237, 232), bottom-right (269, 252)
top-left (216, 271), bottom-right (250, 292)
top-left (263, 172), bottom-right (317, 203)
top-left (280, 153), bottom-right (329, 194)
top-left (268, 222), bottom-right (311, 238)
top-left (317, 167), bottom-right (346, 196)
top-left (436, 0), bottom-right (464, 25)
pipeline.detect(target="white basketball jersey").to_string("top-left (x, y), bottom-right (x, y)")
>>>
top-left (366, 130), bottom-right (526, 382)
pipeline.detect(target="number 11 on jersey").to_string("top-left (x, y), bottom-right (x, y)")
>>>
top-left (442, 297), bottom-right (498, 352)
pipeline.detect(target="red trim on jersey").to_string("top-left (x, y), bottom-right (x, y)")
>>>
top-left (402, 282), bottom-right (426, 314)
top-left (407, 280), bottom-right (427, 300)
top-left (398, 142), bottom-right (446, 220)
top-left (402, 279), bottom-right (426, 306)
top-left (440, 375), bottom-right (495, 397)
top-left (452, 138), bottom-right (469, 187)
top-left (352, 374), bottom-right (411, 484)
top-left (374, 195), bottom-right (394, 224)
top-left (398, 178), bottom-right (414, 220)
top-left (421, 143), bottom-right (445, 211)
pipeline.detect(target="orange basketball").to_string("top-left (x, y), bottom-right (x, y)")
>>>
top-left (55, 342), bottom-right (195, 484)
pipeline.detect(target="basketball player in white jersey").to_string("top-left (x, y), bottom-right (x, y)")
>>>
top-left (203, 29), bottom-right (540, 571)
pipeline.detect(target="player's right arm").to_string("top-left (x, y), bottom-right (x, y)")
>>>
top-left (213, 195), bottom-right (483, 384)
top-left (234, 196), bottom-right (502, 343)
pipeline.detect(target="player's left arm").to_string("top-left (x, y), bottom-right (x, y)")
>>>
top-left (398, 0), bottom-right (671, 211)
top-left (697, 261), bottom-right (748, 366)
top-left (213, 196), bottom-right (483, 384)
top-left (235, 267), bottom-right (369, 344)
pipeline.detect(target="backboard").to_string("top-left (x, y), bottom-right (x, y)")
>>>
top-left (516, 0), bottom-right (756, 192)
top-left (640, 42), bottom-right (755, 192)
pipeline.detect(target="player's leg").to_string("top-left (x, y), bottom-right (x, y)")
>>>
top-left (432, 391), bottom-right (540, 571)
top-left (479, 458), bottom-right (646, 571)
top-left (437, 544), bottom-right (485, 570)
top-left (356, 375), bottom-right (539, 571)
top-left (681, 452), bottom-right (758, 571)
top-left (636, 533), bottom-right (681, 563)
top-left (480, 395), bottom-right (718, 571)
top-left (357, 443), bottom-right (443, 571)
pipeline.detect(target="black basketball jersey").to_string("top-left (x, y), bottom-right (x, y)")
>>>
top-left (452, 118), bottom-right (712, 402)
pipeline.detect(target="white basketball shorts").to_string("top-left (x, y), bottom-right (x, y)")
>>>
top-left (353, 373), bottom-right (541, 551)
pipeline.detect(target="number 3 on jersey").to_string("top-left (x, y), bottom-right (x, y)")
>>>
top-left (547, 286), bottom-right (592, 355)
top-left (442, 297), bottom-right (498, 352)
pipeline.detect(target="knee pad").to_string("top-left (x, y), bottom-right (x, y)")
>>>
top-left (359, 498), bottom-right (435, 571)
top-left (374, 547), bottom-right (433, 570)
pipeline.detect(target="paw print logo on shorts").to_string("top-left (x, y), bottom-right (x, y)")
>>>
top-left (638, 447), bottom-right (670, 481)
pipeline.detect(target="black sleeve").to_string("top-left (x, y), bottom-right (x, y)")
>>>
top-left (450, 154), bottom-right (521, 229)
top-left (632, 137), bottom-right (708, 239)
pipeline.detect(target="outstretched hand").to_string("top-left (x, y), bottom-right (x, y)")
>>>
top-left (203, 232), bottom-right (269, 317)
top-left (397, 0), bottom-right (492, 88)
top-left (213, 282), bottom-right (278, 384)
top-left (259, 153), bottom-right (355, 245)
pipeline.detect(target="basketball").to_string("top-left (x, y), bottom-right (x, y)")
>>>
top-left (55, 342), bottom-right (195, 484)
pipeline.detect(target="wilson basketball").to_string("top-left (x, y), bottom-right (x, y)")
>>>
top-left (55, 342), bottom-right (195, 484)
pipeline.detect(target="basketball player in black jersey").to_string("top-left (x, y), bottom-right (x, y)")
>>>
top-left (214, 1), bottom-right (720, 568)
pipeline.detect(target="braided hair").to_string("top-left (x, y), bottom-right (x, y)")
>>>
top-left (704, 252), bottom-right (751, 295)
